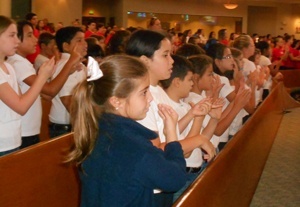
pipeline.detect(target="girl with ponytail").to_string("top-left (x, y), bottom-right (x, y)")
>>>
top-left (68, 55), bottom-right (187, 207)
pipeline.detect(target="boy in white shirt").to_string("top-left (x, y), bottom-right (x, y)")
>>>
top-left (7, 21), bottom-right (82, 148)
top-left (49, 26), bottom-right (87, 138)
top-left (160, 55), bottom-right (223, 201)
top-left (34, 32), bottom-right (56, 71)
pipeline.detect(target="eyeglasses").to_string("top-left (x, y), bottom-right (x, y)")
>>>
top-left (222, 54), bottom-right (233, 59)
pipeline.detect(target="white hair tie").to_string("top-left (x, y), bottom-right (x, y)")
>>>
top-left (87, 56), bottom-right (103, 82)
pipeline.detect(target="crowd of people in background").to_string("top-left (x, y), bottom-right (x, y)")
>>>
top-left (0, 12), bottom-right (299, 207)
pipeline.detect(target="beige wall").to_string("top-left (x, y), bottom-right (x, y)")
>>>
top-left (30, 0), bottom-right (299, 37)
top-left (0, 0), bottom-right (11, 17)
top-left (123, 0), bottom-right (248, 33)
top-left (32, 0), bottom-right (82, 27)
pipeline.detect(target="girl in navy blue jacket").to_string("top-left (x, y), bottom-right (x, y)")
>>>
top-left (67, 55), bottom-right (187, 207)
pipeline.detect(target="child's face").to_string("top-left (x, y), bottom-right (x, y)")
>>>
top-left (65, 31), bottom-right (87, 57)
top-left (178, 71), bottom-right (194, 98)
top-left (217, 48), bottom-right (234, 73)
top-left (118, 75), bottom-right (153, 120)
top-left (254, 53), bottom-right (261, 65)
top-left (88, 23), bottom-right (96, 31)
top-left (147, 38), bottom-right (174, 83)
top-left (43, 39), bottom-right (56, 58)
top-left (17, 25), bottom-right (37, 57)
top-left (235, 54), bottom-right (244, 70)
top-left (0, 24), bottom-right (20, 57)
top-left (196, 64), bottom-right (214, 91)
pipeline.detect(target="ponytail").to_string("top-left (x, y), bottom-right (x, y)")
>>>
top-left (67, 80), bottom-right (102, 165)
top-left (67, 55), bottom-right (148, 166)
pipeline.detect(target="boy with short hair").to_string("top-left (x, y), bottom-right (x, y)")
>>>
top-left (7, 21), bottom-right (82, 148)
top-left (49, 26), bottom-right (87, 138)
top-left (34, 32), bottom-right (56, 71)
top-left (160, 54), bottom-right (223, 201)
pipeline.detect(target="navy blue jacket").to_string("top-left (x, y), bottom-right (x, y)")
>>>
top-left (80, 113), bottom-right (187, 207)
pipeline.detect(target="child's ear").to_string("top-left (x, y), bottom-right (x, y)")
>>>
top-left (62, 42), bottom-right (70, 53)
top-left (140, 55), bottom-right (150, 67)
top-left (172, 77), bottom-right (181, 88)
top-left (109, 96), bottom-right (124, 110)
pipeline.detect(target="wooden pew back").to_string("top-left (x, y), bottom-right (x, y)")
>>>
top-left (173, 83), bottom-right (300, 207)
top-left (0, 133), bottom-right (80, 207)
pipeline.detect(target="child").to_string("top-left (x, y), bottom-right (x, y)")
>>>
top-left (186, 54), bottom-right (251, 151)
top-left (68, 55), bottom-right (187, 207)
top-left (160, 54), bottom-right (223, 201)
top-left (34, 32), bottom-right (57, 71)
top-left (249, 49), bottom-right (266, 107)
top-left (7, 21), bottom-right (82, 148)
top-left (125, 30), bottom-right (216, 205)
top-left (228, 48), bottom-right (249, 138)
top-left (48, 26), bottom-right (87, 138)
top-left (0, 15), bottom-right (54, 156)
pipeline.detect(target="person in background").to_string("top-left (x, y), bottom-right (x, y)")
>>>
top-left (148, 17), bottom-right (162, 31)
top-left (84, 21), bottom-right (97, 38)
top-left (218, 29), bottom-right (229, 46)
top-left (25, 12), bottom-right (40, 64)
top-left (34, 32), bottom-right (57, 71)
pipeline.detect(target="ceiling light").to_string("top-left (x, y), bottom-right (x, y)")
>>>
top-left (224, 3), bottom-right (238, 9)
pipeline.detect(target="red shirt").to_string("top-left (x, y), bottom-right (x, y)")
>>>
top-left (272, 47), bottom-right (284, 62)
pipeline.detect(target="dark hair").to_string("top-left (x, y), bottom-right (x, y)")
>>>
top-left (194, 29), bottom-right (203, 36)
top-left (175, 43), bottom-right (205, 58)
top-left (25, 12), bottom-right (37, 21)
top-left (148, 17), bottom-right (159, 27)
top-left (188, 54), bottom-right (213, 78)
top-left (16, 20), bottom-right (33, 42)
top-left (206, 43), bottom-right (227, 75)
top-left (283, 34), bottom-right (292, 43)
top-left (85, 37), bottom-right (98, 46)
top-left (218, 29), bottom-right (227, 40)
top-left (229, 33), bottom-right (235, 40)
top-left (87, 44), bottom-right (105, 59)
top-left (108, 30), bottom-right (131, 55)
top-left (87, 21), bottom-right (96, 26)
top-left (125, 29), bottom-right (166, 58)
top-left (208, 31), bottom-right (215, 39)
top-left (188, 36), bottom-right (200, 45)
top-left (55, 26), bottom-right (83, 52)
top-left (38, 32), bottom-right (55, 47)
top-left (256, 41), bottom-right (270, 54)
top-left (160, 54), bottom-right (194, 89)
top-left (90, 34), bottom-right (105, 41)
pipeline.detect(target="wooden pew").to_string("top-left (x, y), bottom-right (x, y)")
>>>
top-left (0, 133), bottom-right (80, 207)
top-left (173, 82), bottom-right (300, 207)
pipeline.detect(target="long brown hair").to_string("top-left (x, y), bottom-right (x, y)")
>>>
top-left (67, 55), bottom-right (148, 165)
top-left (0, 15), bottom-right (15, 35)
